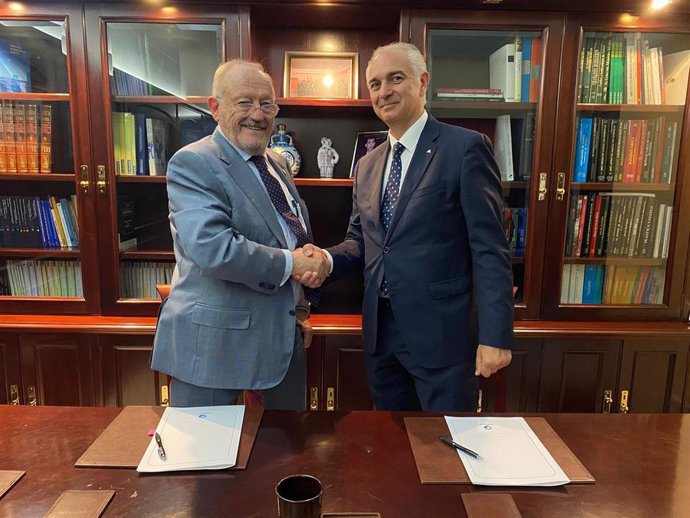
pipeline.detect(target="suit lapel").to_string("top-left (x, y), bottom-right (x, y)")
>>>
top-left (213, 130), bottom-right (288, 248)
top-left (385, 117), bottom-right (440, 240)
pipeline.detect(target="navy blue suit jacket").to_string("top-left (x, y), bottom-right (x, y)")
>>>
top-left (328, 115), bottom-right (513, 369)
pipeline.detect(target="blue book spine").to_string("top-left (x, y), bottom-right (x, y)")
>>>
top-left (33, 197), bottom-right (49, 248)
top-left (134, 113), bottom-right (148, 175)
top-left (574, 117), bottom-right (593, 182)
top-left (521, 37), bottom-right (532, 102)
top-left (593, 265), bottom-right (605, 304)
top-left (40, 199), bottom-right (58, 248)
top-left (582, 264), bottom-right (599, 303)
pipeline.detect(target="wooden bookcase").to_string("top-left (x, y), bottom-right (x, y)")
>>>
top-left (0, 1), bottom-right (689, 413)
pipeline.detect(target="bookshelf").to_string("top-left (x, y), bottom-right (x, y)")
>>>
top-left (0, 2), bottom-right (689, 413)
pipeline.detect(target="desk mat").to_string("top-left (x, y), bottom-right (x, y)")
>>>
top-left (0, 470), bottom-right (24, 500)
top-left (462, 493), bottom-right (522, 518)
top-left (44, 490), bottom-right (114, 518)
top-left (404, 416), bottom-right (594, 485)
top-left (75, 405), bottom-right (263, 469)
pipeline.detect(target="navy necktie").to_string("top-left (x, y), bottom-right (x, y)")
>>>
top-left (381, 142), bottom-right (405, 233)
top-left (250, 155), bottom-right (320, 306)
top-left (380, 142), bottom-right (405, 295)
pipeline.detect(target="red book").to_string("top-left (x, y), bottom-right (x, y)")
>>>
top-left (589, 194), bottom-right (603, 257)
top-left (575, 194), bottom-right (588, 257)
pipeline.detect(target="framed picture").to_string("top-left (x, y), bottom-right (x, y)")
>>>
top-left (284, 51), bottom-right (358, 99)
top-left (349, 130), bottom-right (388, 178)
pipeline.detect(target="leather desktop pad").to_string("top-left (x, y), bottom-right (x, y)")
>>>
top-left (404, 416), bottom-right (595, 484)
top-left (44, 490), bottom-right (114, 518)
top-left (462, 493), bottom-right (522, 518)
top-left (75, 405), bottom-right (263, 469)
top-left (0, 470), bottom-right (25, 500)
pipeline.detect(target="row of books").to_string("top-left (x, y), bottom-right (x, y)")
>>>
top-left (578, 32), bottom-right (690, 105)
top-left (488, 36), bottom-right (543, 103)
top-left (0, 101), bottom-right (52, 174)
top-left (0, 259), bottom-right (82, 297)
top-left (112, 111), bottom-right (169, 176)
top-left (573, 116), bottom-right (678, 184)
top-left (503, 207), bottom-right (528, 257)
top-left (565, 193), bottom-right (672, 260)
top-left (493, 112), bottom-right (535, 181)
top-left (120, 261), bottom-right (174, 299)
top-left (0, 195), bottom-right (79, 249)
top-left (561, 264), bottom-right (664, 305)
top-left (111, 68), bottom-right (170, 97)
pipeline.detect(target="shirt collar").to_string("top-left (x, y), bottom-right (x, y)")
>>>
top-left (388, 110), bottom-right (428, 153)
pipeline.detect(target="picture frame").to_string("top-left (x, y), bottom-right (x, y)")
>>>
top-left (284, 51), bottom-right (358, 100)
top-left (349, 130), bottom-right (389, 178)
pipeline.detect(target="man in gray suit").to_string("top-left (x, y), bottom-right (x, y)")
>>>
top-left (152, 59), bottom-right (329, 408)
top-left (302, 43), bottom-right (513, 411)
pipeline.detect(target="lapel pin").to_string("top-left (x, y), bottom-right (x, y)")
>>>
top-left (426, 149), bottom-right (431, 154)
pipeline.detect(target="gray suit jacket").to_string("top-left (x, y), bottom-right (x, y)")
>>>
top-left (328, 116), bottom-right (513, 369)
top-left (152, 128), bottom-right (312, 389)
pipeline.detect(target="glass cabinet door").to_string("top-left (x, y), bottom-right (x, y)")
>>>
top-left (408, 12), bottom-right (564, 319)
top-left (0, 6), bottom-right (92, 314)
top-left (545, 14), bottom-right (690, 320)
top-left (85, 5), bottom-right (232, 315)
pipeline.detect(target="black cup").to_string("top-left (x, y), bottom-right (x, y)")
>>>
top-left (275, 474), bottom-right (322, 518)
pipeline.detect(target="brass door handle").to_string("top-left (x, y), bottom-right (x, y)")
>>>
top-left (27, 385), bottom-right (37, 406)
top-left (160, 385), bottom-right (169, 406)
top-left (537, 172), bottom-right (548, 201)
top-left (619, 390), bottom-right (629, 414)
top-left (556, 172), bottom-right (566, 201)
top-left (10, 384), bottom-right (20, 405)
top-left (602, 389), bottom-right (613, 413)
top-left (326, 387), bottom-right (335, 411)
top-left (310, 386), bottom-right (318, 411)
top-left (97, 165), bottom-right (107, 194)
top-left (79, 165), bottom-right (89, 194)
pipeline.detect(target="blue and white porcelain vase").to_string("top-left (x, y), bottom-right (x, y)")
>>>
top-left (269, 123), bottom-right (301, 177)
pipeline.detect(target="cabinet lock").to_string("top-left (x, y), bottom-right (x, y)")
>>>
top-left (537, 172), bottom-right (548, 201)
top-left (10, 384), bottom-right (20, 405)
top-left (97, 165), bottom-right (107, 194)
top-left (619, 390), bottom-right (629, 414)
top-left (310, 386), bottom-right (319, 411)
top-left (556, 172), bottom-right (566, 201)
top-left (79, 165), bottom-right (89, 194)
top-left (27, 386), bottom-right (37, 406)
top-left (602, 389), bottom-right (613, 413)
top-left (160, 385), bottom-right (169, 406)
top-left (326, 387), bottom-right (335, 411)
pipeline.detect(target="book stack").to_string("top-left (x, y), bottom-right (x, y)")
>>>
top-left (0, 101), bottom-right (52, 174)
top-left (435, 88), bottom-right (504, 101)
top-left (112, 111), bottom-right (175, 176)
top-left (489, 37), bottom-right (543, 103)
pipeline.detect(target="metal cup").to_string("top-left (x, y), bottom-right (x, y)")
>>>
top-left (275, 474), bottom-right (322, 518)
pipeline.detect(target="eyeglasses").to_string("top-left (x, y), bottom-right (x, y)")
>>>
top-left (232, 100), bottom-right (280, 116)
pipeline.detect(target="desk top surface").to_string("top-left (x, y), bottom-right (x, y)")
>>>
top-left (1, 406), bottom-right (689, 517)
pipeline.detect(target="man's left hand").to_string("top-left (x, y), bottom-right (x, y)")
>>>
top-left (475, 345), bottom-right (512, 378)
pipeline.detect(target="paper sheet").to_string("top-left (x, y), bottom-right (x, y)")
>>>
top-left (137, 405), bottom-right (245, 473)
top-left (444, 416), bottom-right (570, 486)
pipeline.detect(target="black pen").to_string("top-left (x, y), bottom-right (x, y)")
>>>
top-left (155, 432), bottom-right (166, 460)
top-left (439, 436), bottom-right (481, 460)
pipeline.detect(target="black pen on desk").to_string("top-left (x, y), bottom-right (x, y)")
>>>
top-left (439, 436), bottom-right (481, 460)
top-left (155, 432), bottom-right (166, 460)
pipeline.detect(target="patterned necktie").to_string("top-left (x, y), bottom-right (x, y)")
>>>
top-left (380, 142), bottom-right (405, 295)
top-left (381, 142), bottom-right (405, 233)
top-left (250, 155), bottom-right (320, 306)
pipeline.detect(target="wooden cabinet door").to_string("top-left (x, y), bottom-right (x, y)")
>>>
top-left (479, 338), bottom-right (542, 412)
top-left (322, 335), bottom-right (373, 411)
top-left (619, 338), bottom-right (689, 413)
top-left (19, 333), bottom-right (95, 406)
top-left (0, 332), bottom-right (21, 405)
top-left (98, 334), bottom-right (168, 407)
top-left (539, 338), bottom-right (621, 412)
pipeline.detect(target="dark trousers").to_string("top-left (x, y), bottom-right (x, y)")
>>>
top-left (364, 298), bottom-right (478, 412)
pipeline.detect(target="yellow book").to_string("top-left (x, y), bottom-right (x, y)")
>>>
top-left (123, 112), bottom-right (136, 175)
top-left (49, 196), bottom-right (68, 249)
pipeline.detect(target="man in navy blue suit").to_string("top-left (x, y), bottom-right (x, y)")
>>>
top-left (299, 42), bottom-right (514, 411)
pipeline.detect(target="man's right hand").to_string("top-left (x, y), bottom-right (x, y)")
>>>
top-left (291, 245), bottom-right (329, 287)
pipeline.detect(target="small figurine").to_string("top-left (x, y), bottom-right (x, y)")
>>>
top-left (317, 137), bottom-right (339, 179)
top-left (269, 124), bottom-right (301, 176)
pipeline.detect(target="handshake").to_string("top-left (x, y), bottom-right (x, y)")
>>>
top-left (290, 244), bottom-right (330, 288)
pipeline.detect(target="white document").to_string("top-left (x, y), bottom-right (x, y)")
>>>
top-left (137, 405), bottom-right (245, 473)
top-left (444, 416), bottom-right (570, 487)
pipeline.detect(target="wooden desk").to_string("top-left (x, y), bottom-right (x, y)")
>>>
top-left (1, 406), bottom-right (689, 517)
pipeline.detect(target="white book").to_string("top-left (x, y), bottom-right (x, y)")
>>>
top-left (572, 264), bottom-right (585, 304)
top-left (663, 49), bottom-right (690, 105)
top-left (652, 203), bottom-right (666, 258)
top-left (489, 43), bottom-right (516, 102)
top-left (661, 205), bottom-right (672, 259)
top-left (560, 264), bottom-right (572, 304)
top-left (514, 36), bottom-right (523, 103)
top-left (493, 114), bottom-right (514, 181)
